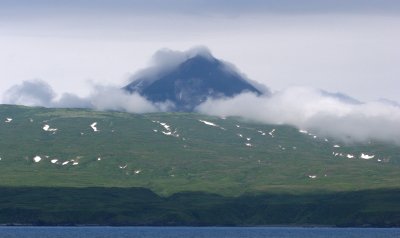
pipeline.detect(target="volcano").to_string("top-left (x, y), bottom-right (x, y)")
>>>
top-left (124, 50), bottom-right (265, 111)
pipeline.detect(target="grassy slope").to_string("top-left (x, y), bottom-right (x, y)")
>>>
top-left (0, 104), bottom-right (400, 226)
top-left (0, 104), bottom-right (399, 196)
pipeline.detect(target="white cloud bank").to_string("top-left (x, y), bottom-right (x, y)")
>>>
top-left (2, 79), bottom-right (163, 113)
top-left (3, 40), bottom-right (400, 146)
top-left (3, 80), bottom-right (400, 144)
top-left (196, 87), bottom-right (400, 144)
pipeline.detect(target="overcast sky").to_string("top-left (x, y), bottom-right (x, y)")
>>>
top-left (1, 0), bottom-right (400, 102)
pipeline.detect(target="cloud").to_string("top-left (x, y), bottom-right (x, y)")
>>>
top-left (126, 46), bottom-right (268, 95)
top-left (2, 79), bottom-right (56, 107)
top-left (3, 79), bottom-right (400, 144)
top-left (196, 87), bottom-right (400, 144)
top-left (88, 85), bottom-right (166, 113)
top-left (3, 45), bottom-right (400, 145)
top-left (127, 46), bottom-right (214, 85)
top-left (56, 93), bottom-right (92, 109)
top-left (2, 79), bottom-right (163, 113)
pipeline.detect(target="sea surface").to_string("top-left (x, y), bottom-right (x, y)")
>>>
top-left (0, 227), bottom-right (399, 238)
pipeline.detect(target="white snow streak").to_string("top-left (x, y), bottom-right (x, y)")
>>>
top-left (198, 120), bottom-right (225, 130)
top-left (360, 153), bottom-right (375, 160)
top-left (269, 129), bottom-right (275, 137)
top-left (90, 122), bottom-right (98, 132)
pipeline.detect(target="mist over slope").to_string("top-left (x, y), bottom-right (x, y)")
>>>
top-left (2, 47), bottom-right (400, 144)
top-left (197, 89), bottom-right (400, 144)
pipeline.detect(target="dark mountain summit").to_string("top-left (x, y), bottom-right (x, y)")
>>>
top-left (124, 52), bottom-right (264, 111)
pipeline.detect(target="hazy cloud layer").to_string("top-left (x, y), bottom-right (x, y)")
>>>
top-left (2, 79), bottom-right (161, 113)
top-left (196, 87), bottom-right (400, 144)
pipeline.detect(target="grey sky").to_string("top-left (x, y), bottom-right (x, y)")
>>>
top-left (2, 0), bottom-right (400, 16)
top-left (0, 0), bottom-right (399, 102)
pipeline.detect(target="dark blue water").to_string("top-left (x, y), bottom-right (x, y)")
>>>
top-left (0, 227), bottom-right (399, 238)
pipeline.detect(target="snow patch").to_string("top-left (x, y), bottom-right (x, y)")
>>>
top-left (199, 120), bottom-right (217, 127)
top-left (160, 122), bottom-right (170, 131)
top-left (245, 143), bottom-right (252, 147)
top-left (119, 164), bottom-right (128, 169)
top-left (360, 153), bottom-right (375, 160)
top-left (278, 145), bottom-right (286, 150)
top-left (346, 154), bottom-right (355, 159)
top-left (333, 152), bottom-right (343, 157)
top-left (134, 170), bottom-right (141, 174)
top-left (154, 121), bottom-right (180, 137)
top-left (257, 130), bottom-right (266, 136)
top-left (299, 129), bottom-right (308, 134)
top-left (62, 161), bottom-right (69, 165)
top-left (43, 124), bottom-right (58, 132)
top-left (269, 129), bottom-right (275, 137)
top-left (308, 175), bottom-right (317, 179)
top-left (5, 118), bottom-right (13, 123)
top-left (51, 159), bottom-right (58, 164)
top-left (198, 120), bottom-right (225, 130)
top-left (333, 145), bottom-right (340, 148)
top-left (33, 156), bottom-right (41, 163)
top-left (90, 122), bottom-right (98, 132)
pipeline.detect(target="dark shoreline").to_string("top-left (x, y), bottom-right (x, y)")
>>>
top-left (0, 187), bottom-right (399, 228)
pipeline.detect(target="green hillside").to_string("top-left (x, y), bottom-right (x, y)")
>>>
top-left (0, 104), bottom-right (399, 196)
top-left (0, 104), bottom-right (399, 226)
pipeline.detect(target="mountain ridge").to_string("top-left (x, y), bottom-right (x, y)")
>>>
top-left (124, 53), bottom-right (265, 111)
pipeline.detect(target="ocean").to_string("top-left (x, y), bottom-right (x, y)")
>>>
top-left (0, 227), bottom-right (399, 238)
